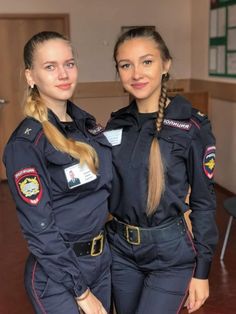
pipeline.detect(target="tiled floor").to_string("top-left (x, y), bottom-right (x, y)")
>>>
top-left (0, 181), bottom-right (235, 314)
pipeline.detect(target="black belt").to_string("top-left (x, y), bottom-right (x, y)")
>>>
top-left (66, 231), bottom-right (105, 257)
top-left (109, 216), bottom-right (187, 245)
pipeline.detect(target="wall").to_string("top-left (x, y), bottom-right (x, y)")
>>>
top-left (210, 99), bottom-right (236, 193)
top-left (191, 0), bottom-right (236, 194)
top-left (0, 0), bottom-right (191, 82)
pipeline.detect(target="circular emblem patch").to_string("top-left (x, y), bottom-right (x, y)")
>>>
top-left (14, 167), bottom-right (42, 205)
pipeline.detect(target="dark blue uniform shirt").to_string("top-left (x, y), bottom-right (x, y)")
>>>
top-left (3, 101), bottom-right (112, 297)
top-left (106, 95), bottom-right (218, 279)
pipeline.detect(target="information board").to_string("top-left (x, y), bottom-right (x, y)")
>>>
top-left (209, 0), bottom-right (236, 77)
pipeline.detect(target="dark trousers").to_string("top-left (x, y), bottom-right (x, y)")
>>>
top-left (107, 217), bottom-right (196, 314)
top-left (24, 241), bottom-right (111, 314)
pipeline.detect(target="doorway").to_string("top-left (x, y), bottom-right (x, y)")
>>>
top-left (0, 14), bottom-right (70, 180)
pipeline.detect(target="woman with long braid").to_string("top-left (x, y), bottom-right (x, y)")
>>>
top-left (3, 31), bottom-right (112, 314)
top-left (105, 27), bottom-right (218, 313)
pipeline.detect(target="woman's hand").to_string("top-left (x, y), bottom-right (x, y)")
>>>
top-left (186, 278), bottom-right (209, 313)
top-left (76, 289), bottom-right (107, 314)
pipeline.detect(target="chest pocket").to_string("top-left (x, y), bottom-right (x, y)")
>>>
top-left (159, 130), bottom-right (191, 170)
top-left (45, 148), bottom-right (76, 192)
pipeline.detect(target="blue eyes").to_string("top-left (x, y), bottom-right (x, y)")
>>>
top-left (44, 62), bottom-right (75, 71)
top-left (45, 64), bottom-right (55, 71)
top-left (65, 62), bottom-right (75, 68)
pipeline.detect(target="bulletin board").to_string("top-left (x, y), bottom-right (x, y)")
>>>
top-left (209, 0), bottom-right (236, 78)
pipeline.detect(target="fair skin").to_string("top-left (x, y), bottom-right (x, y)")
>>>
top-left (25, 38), bottom-right (107, 314)
top-left (116, 37), bottom-right (209, 313)
top-left (116, 37), bottom-right (171, 113)
top-left (25, 38), bottom-right (77, 122)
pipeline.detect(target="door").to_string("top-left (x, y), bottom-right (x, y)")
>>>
top-left (0, 14), bottom-right (69, 180)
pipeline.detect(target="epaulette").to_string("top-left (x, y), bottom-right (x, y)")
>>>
top-left (14, 118), bottom-right (43, 143)
top-left (110, 104), bottom-right (132, 118)
top-left (191, 108), bottom-right (208, 123)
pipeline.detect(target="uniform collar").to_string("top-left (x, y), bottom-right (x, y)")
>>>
top-left (48, 100), bottom-right (97, 133)
top-left (109, 95), bottom-right (192, 126)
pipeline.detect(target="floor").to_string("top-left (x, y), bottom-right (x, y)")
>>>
top-left (0, 181), bottom-right (235, 314)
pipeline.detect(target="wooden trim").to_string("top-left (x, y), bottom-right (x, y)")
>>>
top-left (0, 14), bottom-right (70, 37)
top-left (73, 81), bottom-right (128, 99)
top-left (73, 78), bottom-right (236, 103)
top-left (190, 79), bottom-right (236, 102)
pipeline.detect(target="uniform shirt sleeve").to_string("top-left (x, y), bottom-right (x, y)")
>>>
top-left (4, 139), bottom-right (88, 297)
top-left (187, 117), bottom-right (218, 279)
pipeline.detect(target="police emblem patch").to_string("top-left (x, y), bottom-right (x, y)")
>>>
top-left (203, 146), bottom-right (216, 179)
top-left (14, 168), bottom-right (42, 205)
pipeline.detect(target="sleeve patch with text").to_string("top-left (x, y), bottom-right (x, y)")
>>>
top-left (14, 167), bottom-right (42, 205)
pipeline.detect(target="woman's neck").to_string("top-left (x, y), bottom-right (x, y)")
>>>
top-left (45, 99), bottom-right (72, 122)
top-left (136, 97), bottom-right (159, 113)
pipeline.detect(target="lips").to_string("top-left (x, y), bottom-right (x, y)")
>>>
top-left (131, 82), bottom-right (148, 89)
top-left (56, 83), bottom-right (72, 90)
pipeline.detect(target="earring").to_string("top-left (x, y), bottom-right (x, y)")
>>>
top-left (30, 84), bottom-right (35, 89)
top-left (162, 73), bottom-right (169, 81)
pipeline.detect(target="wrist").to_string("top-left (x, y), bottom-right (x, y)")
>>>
top-left (76, 288), bottom-right (90, 302)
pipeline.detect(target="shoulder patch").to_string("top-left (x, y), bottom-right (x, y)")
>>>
top-left (16, 119), bottom-right (43, 143)
top-left (203, 146), bottom-right (216, 179)
top-left (14, 168), bottom-right (43, 205)
top-left (163, 119), bottom-right (192, 130)
top-left (191, 108), bottom-right (207, 122)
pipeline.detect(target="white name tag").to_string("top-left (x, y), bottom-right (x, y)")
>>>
top-left (103, 129), bottom-right (123, 146)
top-left (64, 163), bottom-right (97, 189)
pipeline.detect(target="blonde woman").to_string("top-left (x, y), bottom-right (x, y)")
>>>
top-left (4, 31), bottom-right (112, 314)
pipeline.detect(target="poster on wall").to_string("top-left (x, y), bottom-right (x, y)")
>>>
top-left (209, 0), bottom-right (236, 78)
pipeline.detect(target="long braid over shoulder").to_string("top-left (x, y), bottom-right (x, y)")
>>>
top-left (23, 31), bottom-right (98, 173)
top-left (146, 80), bottom-right (168, 215)
top-left (113, 27), bottom-right (172, 215)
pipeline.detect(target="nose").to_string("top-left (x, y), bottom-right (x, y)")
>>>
top-left (132, 65), bottom-right (143, 80)
top-left (58, 66), bottom-right (68, 79)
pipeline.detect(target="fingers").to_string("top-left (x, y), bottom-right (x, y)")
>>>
top-left (187, 289), bottom-right (195, 312)
top-left (187, 293), bottom-right (208, 313)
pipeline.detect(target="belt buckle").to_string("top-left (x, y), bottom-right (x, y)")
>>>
top-left (125, 225), bottom-right (140, 245)
top-left (91, 233), bottom-right (104, 256)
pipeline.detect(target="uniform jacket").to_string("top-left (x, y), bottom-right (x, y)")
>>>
top-left (3, 101), bottom-right (112, 297)
top-left (106, 95), bottom-right (218, 279)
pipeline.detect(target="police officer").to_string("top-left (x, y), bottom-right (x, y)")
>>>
top-left (105, 27), bottom-right (218, 314)
top-left (3, 31), bottom-right (112, 314)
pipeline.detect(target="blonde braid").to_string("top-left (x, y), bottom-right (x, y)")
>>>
top-left (24, 88), bottom-right (99, 173)
top-left (146, 83), bottom-right (167, 215)
top-left (156, 83), bottom-right (167, 131)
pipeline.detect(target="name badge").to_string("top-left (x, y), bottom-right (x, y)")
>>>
top-left (103, 129), bottom-right (122, 146)
top-left (64, 163), bottom-right (97, 189)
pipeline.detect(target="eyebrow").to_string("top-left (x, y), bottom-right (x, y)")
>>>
top-left (117, 54), bottom-right (155, 64)
top-left (42, 58), bottom-right (75, 65)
